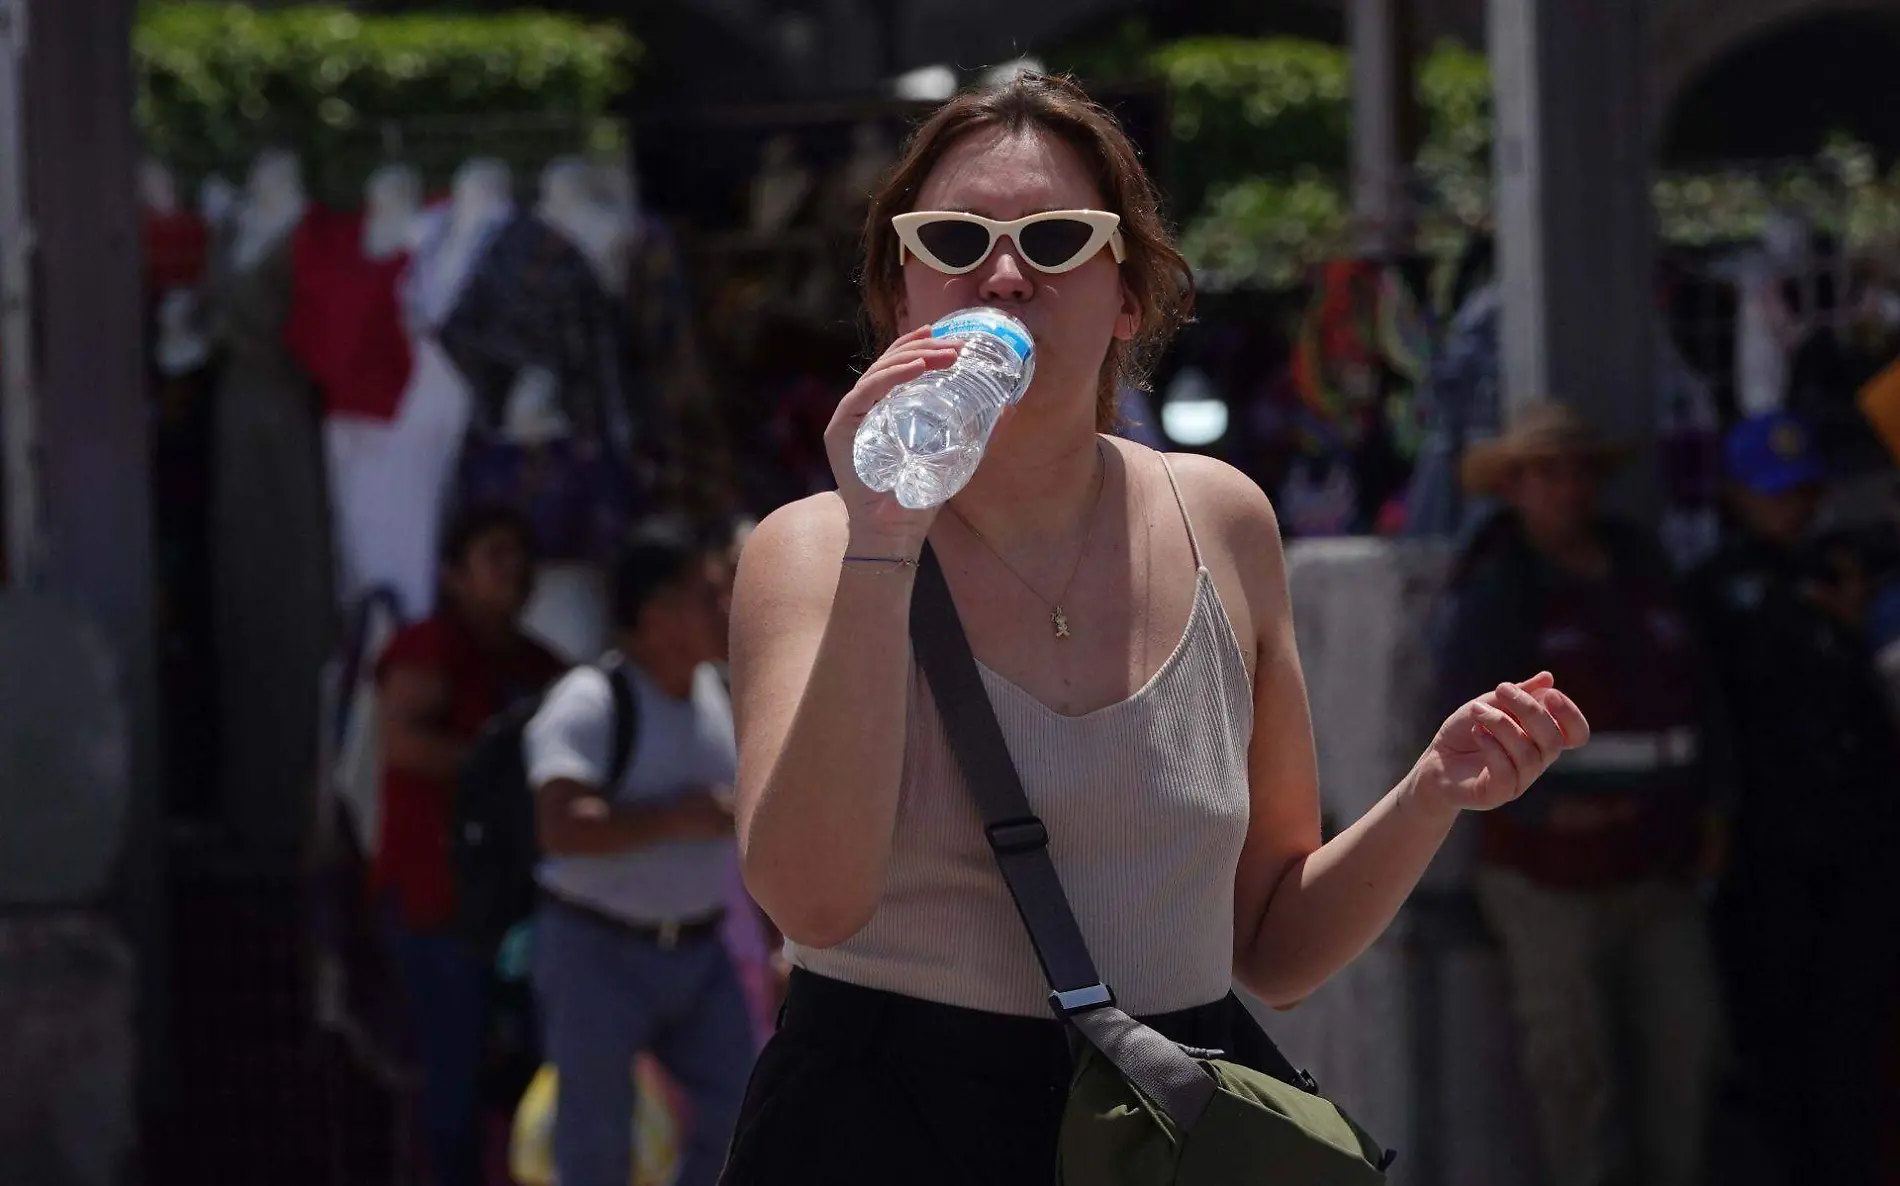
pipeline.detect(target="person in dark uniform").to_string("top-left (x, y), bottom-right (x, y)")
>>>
top-left (1691, 411), bottom-right (1900, 1186)
top-left (1439, 400), bottom-right (1726, 1186)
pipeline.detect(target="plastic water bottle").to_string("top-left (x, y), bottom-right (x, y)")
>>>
top-left (853, 307), bottom-right (1037, 509)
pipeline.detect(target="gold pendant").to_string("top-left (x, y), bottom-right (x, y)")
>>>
top-left (1053, 607), bottom-right (1071, 639)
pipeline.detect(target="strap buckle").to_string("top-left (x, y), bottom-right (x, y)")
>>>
top-left (1049, 983), bottom-right (1116, 1018)
top-left (985, 816), bottom-right (1049, 856)
top-left (657, 920), bottom-right (681, 951)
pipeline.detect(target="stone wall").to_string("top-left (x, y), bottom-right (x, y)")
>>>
top-left (0, 595), bottom-right (137, 1186)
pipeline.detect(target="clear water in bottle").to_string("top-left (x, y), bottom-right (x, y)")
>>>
top-left (853, 307), bottom-right (1036, 509)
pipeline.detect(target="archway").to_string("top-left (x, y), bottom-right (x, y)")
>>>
top-left (1661, 8), bottom-right (1900, 165)
top-left (1653, 0), bottom-right (1900, 117)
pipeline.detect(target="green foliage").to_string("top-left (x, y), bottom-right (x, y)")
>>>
top-left (135, 3), bottom-right (637, 197)
top-left (1050, 31), bottom-right (1491, 289)
top-left (1179, 172), bottom-right (1350, 291)
top-left (1053, 29), bottom-right (1889, 290)
top-left (1413, 41), bottom-right (1492, 231)
top-left (1148, 37), bottom-right (1352, 220)
top-left (1653, 138), bottom-right (1900, 252)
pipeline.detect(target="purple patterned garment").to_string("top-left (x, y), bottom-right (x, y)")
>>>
top-left (456, 433), bottom-right (639, 565)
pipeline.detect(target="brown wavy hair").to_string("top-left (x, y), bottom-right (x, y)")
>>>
top-left (861, 73), bottom-right (1195, 431)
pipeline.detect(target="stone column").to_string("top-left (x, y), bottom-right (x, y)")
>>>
top-left (1256, 537), bottom-right (1539, 1186)
top-left (1349, 0), bottom-right (1422, 254)
top-left (6, 0), bottom-right (162, 1178)
top-left (1489, 0), bottom-right (1658, 515)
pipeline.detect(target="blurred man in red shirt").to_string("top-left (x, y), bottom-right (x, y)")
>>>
top-left (374, 506), bottom-right (565, 1186)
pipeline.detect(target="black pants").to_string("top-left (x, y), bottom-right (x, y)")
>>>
top-left (719, 970), bottom-right (1293, 1185)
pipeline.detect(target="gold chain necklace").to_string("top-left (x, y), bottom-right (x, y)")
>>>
top-left (945, 442), bottom-right (1106, 640)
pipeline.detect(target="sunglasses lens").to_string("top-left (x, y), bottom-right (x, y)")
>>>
top-left (914, 220), bottom-right (991, 269)
top-left (1018, 219), bottom-right (1098, 269)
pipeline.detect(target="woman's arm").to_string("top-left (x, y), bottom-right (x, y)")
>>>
top-left (1178, 459), bottom-right (1586, 1007)
top-left (731, 328), bottom-right (960, 949)
top-left (729, 498), bottom-right (921, 948)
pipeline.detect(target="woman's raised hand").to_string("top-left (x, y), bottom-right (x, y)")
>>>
top-left (825, 326), bottom-right (963, 555)
top-left (1411, 672), bottom-right (1591, 815)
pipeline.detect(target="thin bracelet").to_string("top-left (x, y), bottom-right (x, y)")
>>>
top-left (842, 554), bottom-right (920, 571)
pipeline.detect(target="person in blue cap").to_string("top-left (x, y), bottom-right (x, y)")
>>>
top-left (1689, 411), bottom-right (1900, 1186)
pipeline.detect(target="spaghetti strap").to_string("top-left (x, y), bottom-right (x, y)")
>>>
top-left (1157, 454), bottom-right (1205, 570)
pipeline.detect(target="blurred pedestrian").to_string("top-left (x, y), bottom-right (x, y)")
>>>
top-left (525, 522), bottom-right (754, 1186)
top-left (1440, 400), bottom-right (1725, 1186)
top-left (1691, 412), bottom-right (1900, 1186)
top-left (374, 505), bottom-right (566, 1186)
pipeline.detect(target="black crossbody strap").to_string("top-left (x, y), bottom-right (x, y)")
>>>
top-left (602, 656), bottom-right (641, 788)
top-left (910, 545), bottom-right (1216, 1131)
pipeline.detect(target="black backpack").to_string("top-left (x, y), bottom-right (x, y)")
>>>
top-left (452, 659), bottom-right (639, 952)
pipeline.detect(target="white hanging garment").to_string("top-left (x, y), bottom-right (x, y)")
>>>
top-left (198, 174), bottom-right (240, 236)
top-left (362, 163), bottom-right (421, 261)
top-left (328, 160), bottom-right (513, 619)
top-left (231, 150), bottom-right (308, 274)
top-left (538, 157), bottom-right (628, 294)
top-left (140, 157), bottom-right (180, 216)
top-left (1731, 251), bottom-right (1792, 417)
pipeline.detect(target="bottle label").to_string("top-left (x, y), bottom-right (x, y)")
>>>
top-left (929, 308), bottom-right (1033, 367)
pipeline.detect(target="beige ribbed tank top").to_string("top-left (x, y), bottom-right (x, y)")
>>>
top-left (788, 463), bottom-right (1255, 1017)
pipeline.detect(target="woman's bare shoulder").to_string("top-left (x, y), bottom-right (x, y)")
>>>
top-left (1154, 449), bottom-right (1284, 554)
top-left (750, 491), bottom-right (851, 553)
top-left (1145, 449), bottom-right (1290, 643)
top-left (733, 492), bottom-right (851, 618)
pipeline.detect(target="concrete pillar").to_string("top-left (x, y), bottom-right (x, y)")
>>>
top-left (1349, 0), bottom-right (1422, 254)
top-left (1489, 0), bottom-right (1658, 515)
top-left (13, 0), bottom-right (165, 1155)
top-left (1256, 537), bottom-right (1539, 1186)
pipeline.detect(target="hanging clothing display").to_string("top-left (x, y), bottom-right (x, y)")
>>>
top-left (143, 205), bottom-right (209, 296)
top-left (1288, 258), bottom-right (1433, 533)
top-left (1292, 259), bottom-right (1431, 437)
top-left (1404, 284), bottom-right (1501, 537)
top-left (1656, 337), bottom-right (1723, 572)
top-left (438, 214), bottom-right (639, 566)
top-left (286, 205), bottom-right (463, 618)
top-left (336, 198), bottom-right (509, 622)
top-left (456, 437), bottom-right (631, 569)
top-left (1729, 252), bottom-right (1794, 417)
top-left (1280, 455), bottom-right (1360, 537)
top-left (143, 198), bottom-right (220, 821)
top-left (439, 213), bottom-right (637, 457)
top-left (208, 219), bottom-right (337, 854)
top-left (624, 216), bottom-right (712, 450)
top-left (286, 207), bottom-right (413, 423)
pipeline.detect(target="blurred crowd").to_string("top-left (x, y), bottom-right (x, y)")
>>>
top-left (1436, 401), bottom-right (1900, 1186)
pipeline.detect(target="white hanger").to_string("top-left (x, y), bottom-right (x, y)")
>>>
top-left (537, 156), bottom-right (626, 293)
top-left (362, 164), bottom-right (421, 261)
top-left (407, 158), bottom-right (515, 330)
top-left (140, 158), bottom-right (180, 216)
top-left (448, 158), bottom-right (513, 240)
top-left (231, 149), bottom-right (308, 273)
top-left (199, 174), bottom-right (239, 232)
top-left (750, 134), bottom-right (811, 235)
top-left (592, 151), bottom-right (643, 247)
top-left (154, 289), bottom-right (209, 377)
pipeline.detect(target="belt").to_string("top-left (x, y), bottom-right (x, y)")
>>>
top-left (541, 891), bottom-right (726, 952)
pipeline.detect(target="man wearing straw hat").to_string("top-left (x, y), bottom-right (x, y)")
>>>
top-left (1438, 401), bottom-right (1726, 1186)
